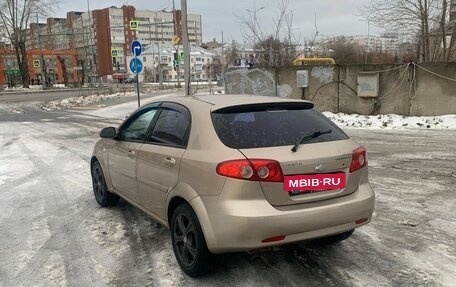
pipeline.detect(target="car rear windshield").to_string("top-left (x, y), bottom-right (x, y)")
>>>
top-left (211, 103), bottom-right (349, 149)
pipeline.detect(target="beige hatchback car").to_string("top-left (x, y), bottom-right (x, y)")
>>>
top-left (91, 95), bottom-right (375, 276)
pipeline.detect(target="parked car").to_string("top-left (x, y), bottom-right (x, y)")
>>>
top-left (124, 77), bottom-right (137, 84)
top-left (90, 95), bottom-right (375, 276)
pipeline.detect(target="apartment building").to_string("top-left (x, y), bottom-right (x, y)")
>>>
top-left (0, 49), bottom-right (78, 87)
top-left (349, 34), bottom-right (401, 55)
top-left (26, 5), bottom-right (203, 83)
top-left (27, 18), bottom-right (72, 50)
top-left (92, 6), bottom-right (202, 82)
top-left (126, 44), bottom-right (213, 83)
top-left (211, 42), bottom-right (258, 68)
top-left (451, 0), bottom-right (456, 22)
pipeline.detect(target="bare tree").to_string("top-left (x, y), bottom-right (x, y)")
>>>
top-left (450, 2), bottom-right (456, 61)
top-left (236, 0), bottom-right (298, 67)
top-left (143, 67), bottom-right (153, 83)
top-left (326, 37), bottom-right (364, 65)
top-left (223, 42), bottom-right (239, 70)
top-left (204, 58), bottom-right (221, 80)
top-left (360, 0), bottom-right (454, 62)
top-left (437, 0), bottom-right (456, 61)
top-left (439, 0), bottom-right (449, 60)
top-left (56, 55), bottom-right (68, 86)
top-left (0, 0), bottom-right (59, 87)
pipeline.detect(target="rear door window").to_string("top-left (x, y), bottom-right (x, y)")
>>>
top-left (211, 103), bottom-right (348, 149)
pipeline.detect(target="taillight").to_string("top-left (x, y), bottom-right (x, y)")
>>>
top-left (261, 235), bottom-right (286, 243)
top-left (350, 146), bottom-right (368, 173)
top-left (216, 159), bottom-right (284, 182)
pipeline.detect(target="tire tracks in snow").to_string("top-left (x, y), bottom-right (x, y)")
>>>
top-left (2, 133), bottom-right (99, 286)
top-left (113, 202), bottom-right (187, 287)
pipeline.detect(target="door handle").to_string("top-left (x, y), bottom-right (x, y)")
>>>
top-left (128, 150), bottom-right (136, 158)
top-left (164, 157), bottom-right (176, 166)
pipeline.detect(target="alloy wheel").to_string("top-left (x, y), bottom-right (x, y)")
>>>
top-left (92, 164), bottom-right (105, 201)
top-left (173, 213), bottom-right (197, 267)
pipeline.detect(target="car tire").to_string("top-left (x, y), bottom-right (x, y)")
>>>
top-left (91, 161), bottom-right (119, 207)
top-left (318, 230), bottom-right (354, 245)
top-left (170, 203), bottom-right (216, 277)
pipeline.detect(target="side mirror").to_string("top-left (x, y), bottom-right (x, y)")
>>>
top-left (100, 127), bottom-right (117, 139)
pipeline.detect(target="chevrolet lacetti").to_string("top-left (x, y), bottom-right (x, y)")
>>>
top-left (90, 95), bottom-right (375, 276)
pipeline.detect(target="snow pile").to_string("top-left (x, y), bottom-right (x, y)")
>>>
top-left (323, 112), bottom-right (456, 129)
top-left (4, 85), bottom-right (46, 91)
top-left (40, 92), bottom-right (136, 111)
top-left (52, 84), bottom-right (66, 89)
top-left (3, 85), bottom-right (67, 91)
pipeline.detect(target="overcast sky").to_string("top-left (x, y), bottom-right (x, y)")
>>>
top-left (56, 0), bottom-right (376, 43)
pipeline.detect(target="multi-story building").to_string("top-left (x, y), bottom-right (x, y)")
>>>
top-left (91, 5), bottom-right (202, 82)
top-left (26, 5), bottom-right (203, 83)
top-left (127, 44), bottom-right (213, 83)
top-left (212, 42), bottom-right (258, 68)
top-left (27, 18), bottom-right (72, 51)
top-left (0, 49), bottom-right (78, 87)
top-left (451, 0), bottom-right (456, 22)
top-left (349, 34), bottom-right (401, 55)
top-left (47, 18), bottom-right (72, 50)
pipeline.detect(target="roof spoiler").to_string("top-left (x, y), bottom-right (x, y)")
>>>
top-left (212, 101), bottom-right (314, 113)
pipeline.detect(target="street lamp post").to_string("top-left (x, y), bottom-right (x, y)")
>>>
top-left (173, 0), bottom-right (182, 88)
top-left (365, 19), bottom-right (371, 64)
top-left (6, 60), bottom-right (12, 88)
top-left (147, 18), bottom-right (156, 83)
top-left (247, 4), bottom-right (264, 61)
top-left (221, 30), bottom-right (224, 82)
top-left (181, 0), bottom-right (191, 95)
top-left (86, 0), bottom-right (97, 84)
top-left (155, 11), bottom-right (164, 88)
top-left (36, 12), bottom-right (47, 89)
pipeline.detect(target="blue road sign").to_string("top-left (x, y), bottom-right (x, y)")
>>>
top-left (130, 40), bottom-right (142, 57)
top-left (129, 58), bottom-right (143, 74)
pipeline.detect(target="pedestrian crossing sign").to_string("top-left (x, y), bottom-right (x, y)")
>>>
top-left (130, 20), bottom-right (139, 31)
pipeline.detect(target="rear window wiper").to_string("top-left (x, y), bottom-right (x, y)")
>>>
top-left (291, 130), bottom-right (332, 152)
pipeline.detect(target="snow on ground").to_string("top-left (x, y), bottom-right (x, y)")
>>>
top-left (40, 91), bottom-right (138, 112)
top-left (39, 88), bottom-right (222, 112)
top-left (2, 95), bottom-right (456, 286)
top-left (323, 111), bottom-right (456, 129)
top-left (41, 92), bottom-right (456, 130)
top-left (2, 84), bottom-right (69, 92)
top-left (76, 93), bottom-right (183, 120)
top-left (2, 85), bottom-right (42, 91)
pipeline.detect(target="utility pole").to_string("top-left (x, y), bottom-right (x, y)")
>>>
top-left (221, 30), bottom-right (225, 83)
top-left (155, 11), bottom-right (164, 88)
top-left (147, 18), bottom-right (155, 83)
top-left (365, 19), bottom-right (370, 64)
top-left (36, 13), bottom-right (47, 90)
top-left (181, 0), bottom-right (191, 95)
top-left (86, 0), bottom-right (96, 84)
top-left (248, 3), bottom-right (265, 58)
top-left (173, 0), bottom-right (181, 88)
top-left (80, 16), bottom-right (89, 86)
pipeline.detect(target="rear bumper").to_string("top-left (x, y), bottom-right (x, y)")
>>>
top-left (190, 182), bottom-right (375, 253)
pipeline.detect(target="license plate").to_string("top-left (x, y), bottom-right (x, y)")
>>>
top-left (283, 172), bottom-right (346, 192)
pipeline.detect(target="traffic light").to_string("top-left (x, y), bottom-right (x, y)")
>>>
top-left (179, 51), bottom-right (184, 61)
top-left (173, 52), bottom-right (179, 71)
top-left (112, 57), bottom-right (120, 72)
